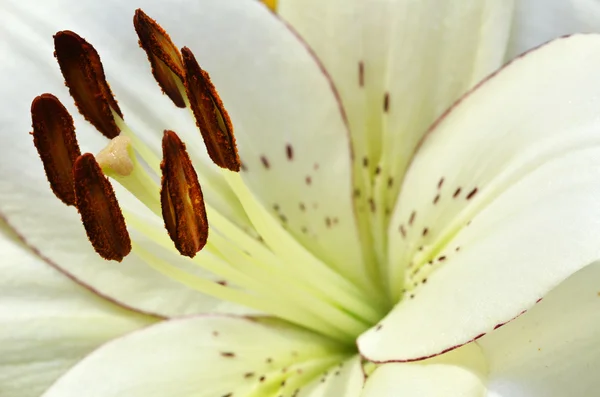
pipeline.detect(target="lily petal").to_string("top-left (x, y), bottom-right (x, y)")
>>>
top-left (277, 0), bottom-right (514, 261)
top-left (192, 1), bottom-right (365, 283)
top-left (0, 0), bottom-right (360, 316)
top-left (361, 344), bottom-right (486, 397)
top-left (479, 260), bottom-right (600, 397)
top-left (0, 0), bottom-right (369, 292)
top-left (0, 220), bottom-right (156, 397)
top-left (297, 356), bottom-right (364, 397)
top-left (362, 34), bottom-right (600, 362)
top-left (42, 316), bottom-right (351, 397)
top-left (508, 0), bottom-right (600, 58)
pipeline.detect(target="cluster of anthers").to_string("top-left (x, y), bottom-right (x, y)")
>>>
top-left (32, 10), bottom-right (239, 262)
top-left (30, 9), bottom-right (385, 343)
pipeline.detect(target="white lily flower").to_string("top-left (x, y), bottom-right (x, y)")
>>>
top-left (1, 0), bottom-right (600, 396)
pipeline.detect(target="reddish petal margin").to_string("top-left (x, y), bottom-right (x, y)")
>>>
top-left (362, 34), bottom-right (600, 362)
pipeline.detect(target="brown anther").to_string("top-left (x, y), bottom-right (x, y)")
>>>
top-left (31, 94), bottom-right (81, 206)
top-left (133, 9), bottom-right (186, 108)
top-left (161, 130), bottom-right (208, 257)
top-left (73, 153), bottom-right (131, 261)
top-left (181, 47), bottom-right (240, 171)
top-left (54, 31), bottom-right (122, 139)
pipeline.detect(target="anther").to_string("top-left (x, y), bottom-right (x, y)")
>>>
top-left (181, 47), bottom-right (240, 171)
top-left (54, 31), bottom-right (122, 138)
top-left (31, 94), bottom-right (81, 206)
top-left (133, 9), bottom-right (186, 108)
top-left (73, 153), bottom-right (131, 261)
top-left (161, 130), bottom-right (208, 257)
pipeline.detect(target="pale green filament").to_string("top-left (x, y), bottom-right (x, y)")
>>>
top-left (132, 241), bottom-right (358, 341)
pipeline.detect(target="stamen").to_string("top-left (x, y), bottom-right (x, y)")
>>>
top-left (73, 153), bottom-right (131, 261)
top-left (181, 47), bottom-right (240, 171)
top-left (161, 130), bottom-right (208, 257)
top-left (30, 93), bottom-right (81, 206)
top-left (54, 31), bottom-right (122, 138)
top-left (133, 9), bottom-right (186, 108)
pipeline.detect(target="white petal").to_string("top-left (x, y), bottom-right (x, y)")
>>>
top-left (0, 220), bottom-right (155, 397)
top-left (0, 0), bottom-right (236, 318)
top-left (361, 344), bottom-right (486, 397)
top-left (43, 316), bottom-right (350, 397)
top-left (362, 34), bottom-right (600, 362)
top-left (278, 0), bottom-right (514, 260)
top-left (0, 0), bottom-right (247, 226)
top-left (0, 0), bottom-right (369, 290)
top-left (297, 356), bottom-right (364, 397)
top-left (508, 0), bottom-right (600, 58)
top-left (479, 260), bottom-right (600, 397)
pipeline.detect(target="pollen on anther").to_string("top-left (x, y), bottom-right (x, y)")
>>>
top-left (31, 94), bottom-right (81, 206)
top-left (181, 47), bottom-right (240, 171)
top-left (133, 9), bottom-right (186, 107)
top-left (73, 153), bottom-right (131, 261)
top-left (160, 130), bottom-right (209, 257)
top-left (53, 31), bottom-right (122, 139)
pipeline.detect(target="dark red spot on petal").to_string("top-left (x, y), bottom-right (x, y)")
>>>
top-left (383, 92), bottom-right (390, 112)
top-left (358, 61), bottom-right (364, 87)
top-left (466, 187), bottom-right (478, 200)
top-left (409, 211), bottom-right (416, 225)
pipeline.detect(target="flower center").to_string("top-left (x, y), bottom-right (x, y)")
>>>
top-left (29, 9), bottom-right (390, 345)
